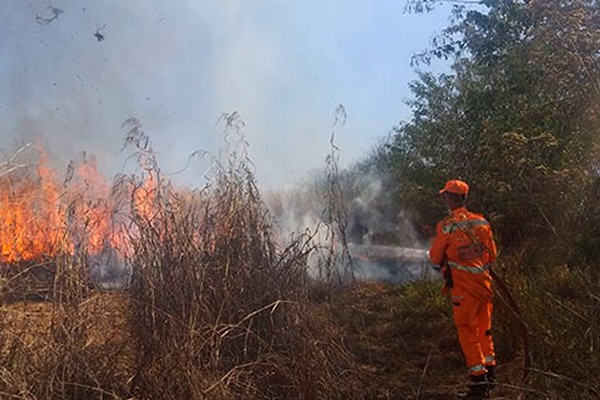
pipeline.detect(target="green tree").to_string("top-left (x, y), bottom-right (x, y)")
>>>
top-left (382, 0), bottom-right (600, 257)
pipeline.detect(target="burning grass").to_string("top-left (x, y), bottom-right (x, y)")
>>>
top-left (0, 123), bottom-right (369, 399)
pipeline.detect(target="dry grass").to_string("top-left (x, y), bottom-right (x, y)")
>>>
top-left (329, 259), bottom-right (600, 400)
top-left (0, 127), bottom-right (597, 399)
top-left (0, 121), bottom-right (369, 399)
top-left (117, 116), bottom-right (367, 399)
top-left (0, 269), bottom-right (132, 399)
top-left (0, 249), bottom-right (597, 399)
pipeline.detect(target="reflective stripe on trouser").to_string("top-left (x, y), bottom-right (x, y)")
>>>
top-left (484, 355), bottom-right (495, 366)
top-left (452, 294), bottom-right (495, 375)
top-left (468, 364), bottom-right (486, 375)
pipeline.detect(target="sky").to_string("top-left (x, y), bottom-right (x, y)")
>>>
top-left (0, 0), bottom-right (454, 190)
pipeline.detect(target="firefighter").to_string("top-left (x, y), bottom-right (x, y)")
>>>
top-left (429, 180), bottom-right (498, 399)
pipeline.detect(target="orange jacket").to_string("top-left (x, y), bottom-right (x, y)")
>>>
top-left (429, 207), bottom-right (497, 298)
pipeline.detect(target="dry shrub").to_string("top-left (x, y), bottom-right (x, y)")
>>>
top-left (480, 250), bottom-right (599, 399)
top-left (122, 118), bottom-right (365, 399)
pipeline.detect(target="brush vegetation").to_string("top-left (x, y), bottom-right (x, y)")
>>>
top-left (0, 1), bottom-right (598, 399)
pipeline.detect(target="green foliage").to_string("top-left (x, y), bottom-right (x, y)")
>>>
top-left (381, 0), bottom-right (600, 259)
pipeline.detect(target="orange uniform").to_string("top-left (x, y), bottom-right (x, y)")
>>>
top-left (429, 206), bottom-right (498, 376)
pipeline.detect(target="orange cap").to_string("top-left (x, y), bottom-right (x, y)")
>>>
top-left (439, 180), bottom-right (469, 195)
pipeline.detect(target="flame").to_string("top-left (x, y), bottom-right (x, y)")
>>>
top-left (0, 149), bottom-right (64, 262)
top-left (133, 172), bottom-right (157, 222)
top-left (73, 154), bottom-right (129, 255)
top-left (0, 147), bottom-right (135, 264)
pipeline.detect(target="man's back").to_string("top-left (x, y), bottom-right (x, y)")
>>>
top-left (429, 206), bottom-right (497, 298)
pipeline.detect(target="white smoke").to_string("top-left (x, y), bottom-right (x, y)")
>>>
top-left (265, 170), bottom-right (436, 283)
top-left (0, 0), bottom-right (455, 190)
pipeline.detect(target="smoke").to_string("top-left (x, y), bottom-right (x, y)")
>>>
top-left (0, 1), bottom-right (350, 188)
top-left (265, 167), bottom-right (436, 283)
top-left (345, 171), bottom-right (422, 247)
top-left (1, 0), bottom-right (455, 191)
top-left (1, 1), bottom-right (448, 284)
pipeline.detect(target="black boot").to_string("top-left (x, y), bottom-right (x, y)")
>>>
top-left (460, 374), bottom-right (488, 400)
top-left (485, 365), bottom-right (496, 394)
top-left (485, 365), bottom-right (495, 383)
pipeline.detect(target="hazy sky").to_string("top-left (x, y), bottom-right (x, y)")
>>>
top-left (1, 0), bottom-right (453, 189)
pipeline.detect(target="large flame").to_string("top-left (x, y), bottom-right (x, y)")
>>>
top-left (0, 147), bottom-right (134, 264)
top-left (0, 149), bottom-right (62, 262)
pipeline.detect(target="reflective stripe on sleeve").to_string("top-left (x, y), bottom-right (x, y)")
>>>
top-left (447, 261), bottom-right (490, 274)
top-left (442, 219), bottom-right (489, 234)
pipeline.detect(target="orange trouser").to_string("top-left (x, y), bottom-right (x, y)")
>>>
top-left (452, 293), bottom-right (495, 376)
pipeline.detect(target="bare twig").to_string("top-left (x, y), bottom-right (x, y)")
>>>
top-left (415, 348), bottom-right (433, 400)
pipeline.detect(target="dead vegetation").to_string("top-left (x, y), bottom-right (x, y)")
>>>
top-left (0, 121), bottom-right (369, 399)
top-left (119, 116), bottom-right (366, 399)
top-left (0, 127), bottom-right (597, 399)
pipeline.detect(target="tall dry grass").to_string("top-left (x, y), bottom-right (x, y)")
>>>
top-left (492, 253), bottom-right (600, 399)
top-left (0, 118), bottom-right (371, 399)
top-left (120, 116), bottom-right (366, 399)
top-left (0, 209), bottom-right (131, 398)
